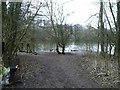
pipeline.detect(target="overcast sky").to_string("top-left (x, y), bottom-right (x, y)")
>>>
top-left (61, 0), bottom-right (100, 26)
top-left (57, 0), bottom-right (117, 27)
top-left (28, 0), bottom-right (117, 27)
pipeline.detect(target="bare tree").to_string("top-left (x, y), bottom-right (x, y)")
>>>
top-left (2, 1), bottom-right (42, 66)
top-left (44, 0), bottom-right (72, 54)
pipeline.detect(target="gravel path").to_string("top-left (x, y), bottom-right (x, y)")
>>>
top-left (12, 52), bottom-right (101, 88)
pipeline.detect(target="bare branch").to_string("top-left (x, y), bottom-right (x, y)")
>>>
top-left (109, 0), bottom-right (117, 31)
top-left (84, 13), bottom-right (99, 23)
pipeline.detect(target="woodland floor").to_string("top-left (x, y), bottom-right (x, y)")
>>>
top-left (7, 51), bottom-right (119, 88)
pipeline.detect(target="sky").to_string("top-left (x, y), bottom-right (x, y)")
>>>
top-left (56, 0), bottom-right (117, 27)
top-left (27, 0), bottom-right (117, 27)
top-left (60, 0), bottom-right (100, 26)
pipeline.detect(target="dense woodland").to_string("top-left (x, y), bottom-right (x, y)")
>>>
top-left (1, 0), bottom-right (120, 88)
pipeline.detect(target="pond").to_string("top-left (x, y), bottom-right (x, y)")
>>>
top-left (35, 42), bottom-right (115, 54)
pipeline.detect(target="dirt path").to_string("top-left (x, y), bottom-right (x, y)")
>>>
top-left (12, 52), bottom-right (101, 88)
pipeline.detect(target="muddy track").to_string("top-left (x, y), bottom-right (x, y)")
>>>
top-left (11, 52), bottom-right (101, 88)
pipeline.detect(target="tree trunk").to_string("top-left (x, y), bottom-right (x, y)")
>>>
top-left (109, 43), bottom-right (112, 57)
top-left (97, 17), bottom-right (100, 54)
top-left (20, 43), bottom-right (24, 51)
top-left (62, 45), bottom-right (65, 54)
top-left (56, 44), bottom-right (61, 54)
top-left (117, 1), bottom-right (120, 87)
top-left (99, 1), bottom-right (105, 55)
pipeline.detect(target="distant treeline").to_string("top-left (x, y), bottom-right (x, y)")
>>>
top-left (28, 24), bottom-right (113, 44)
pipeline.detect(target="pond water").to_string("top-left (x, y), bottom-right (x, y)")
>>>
top-left (35, 42), bottom-right (115, 54)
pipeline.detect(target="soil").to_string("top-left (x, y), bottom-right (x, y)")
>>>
top-left (9, 52), bottom-right (103, 88)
